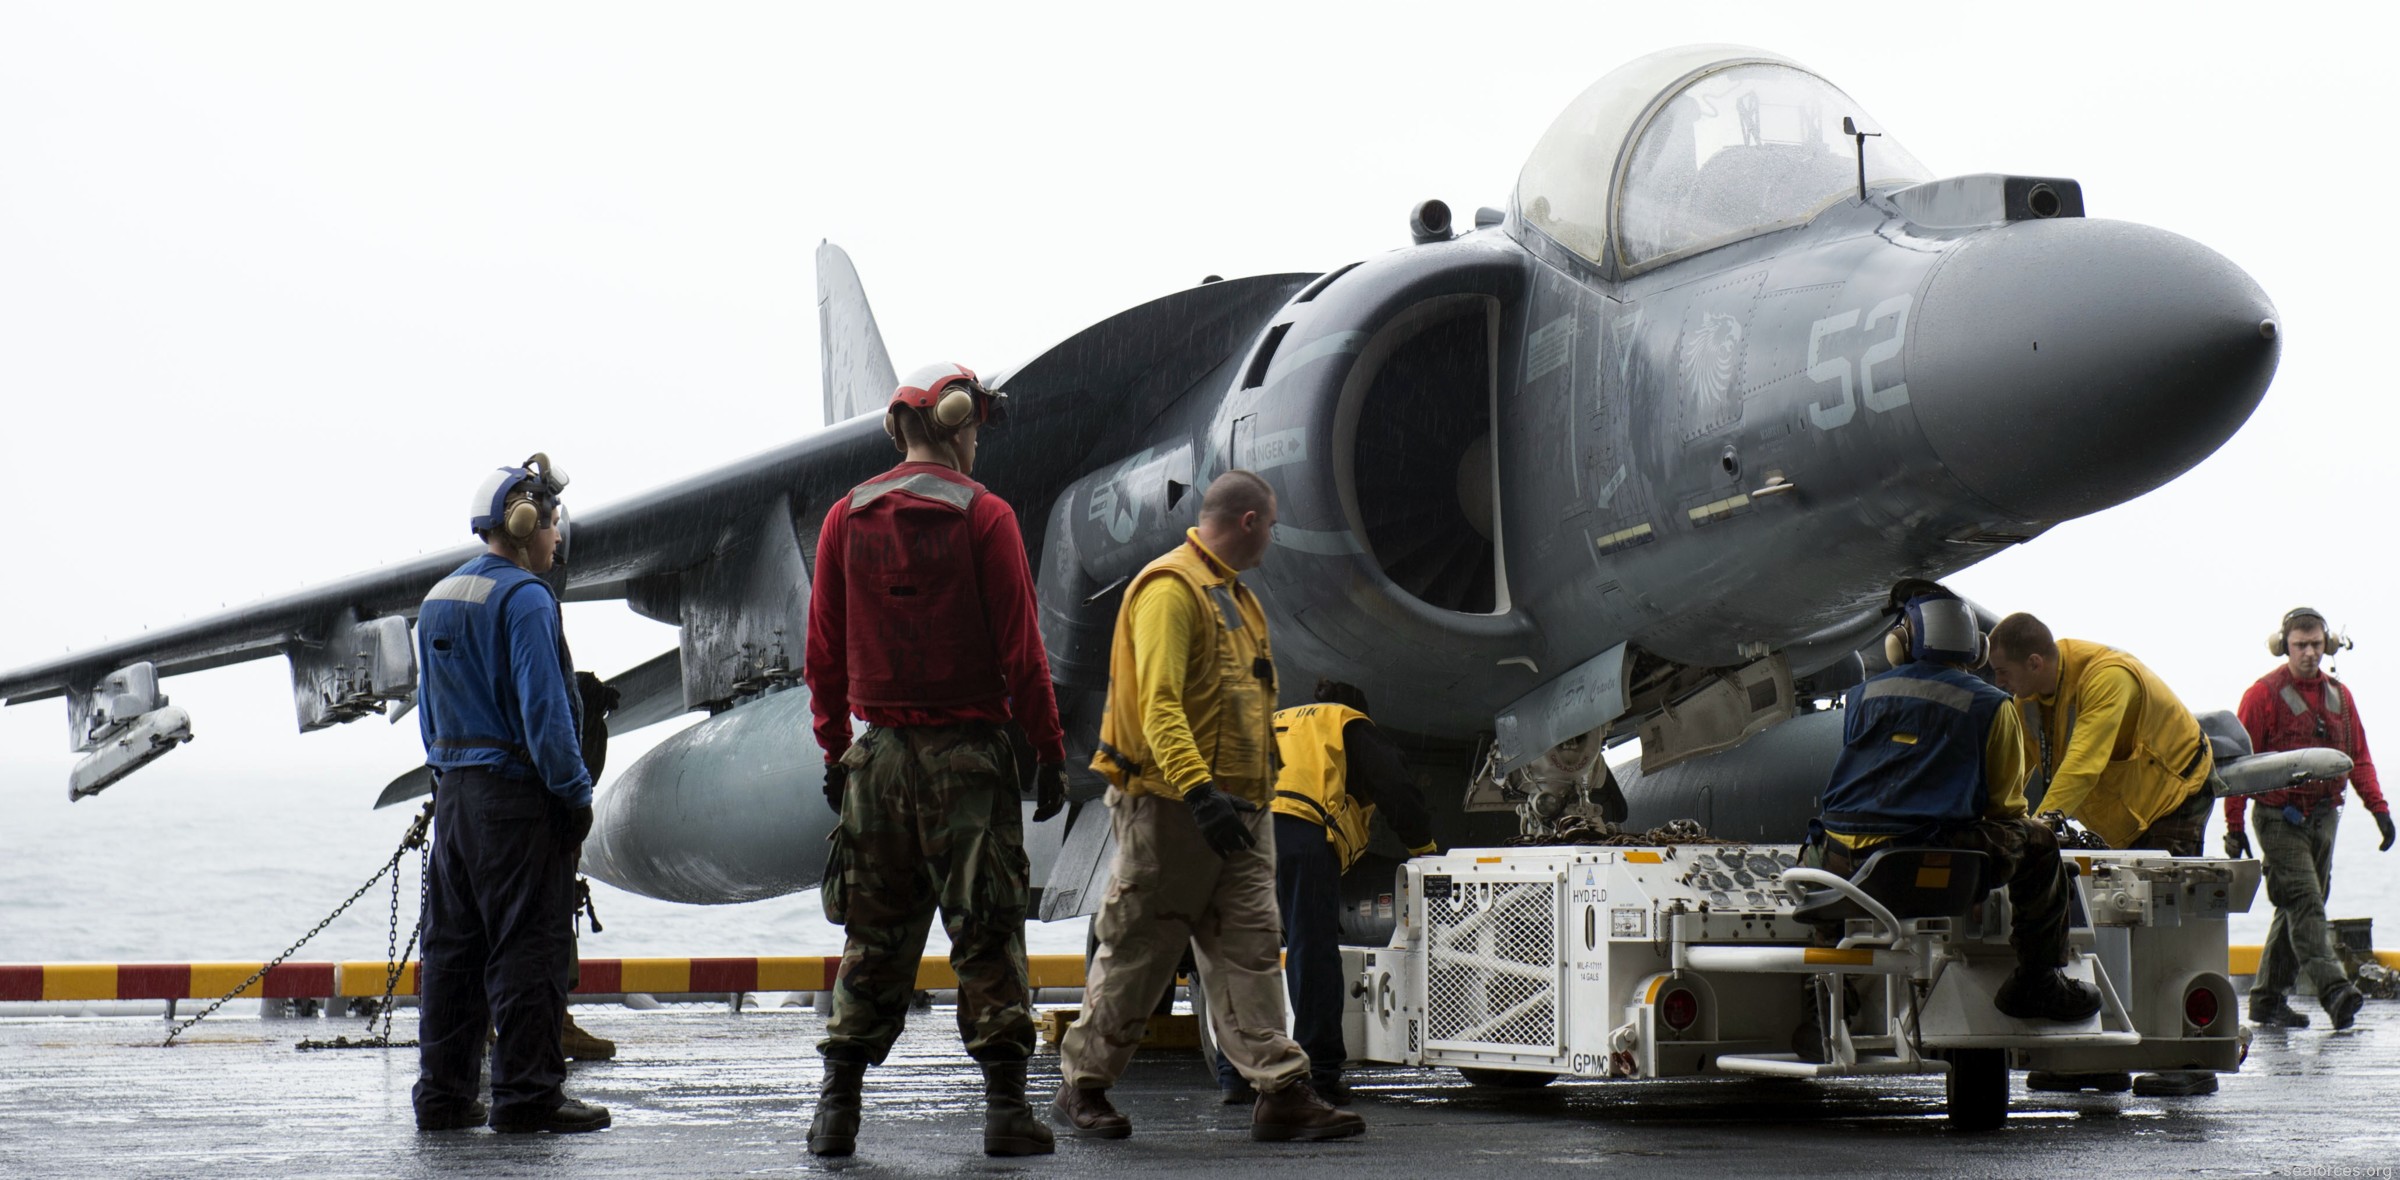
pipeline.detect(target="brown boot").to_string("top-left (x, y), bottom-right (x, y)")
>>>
top-left (1252, 1078), bottom-right (1365, 1142)
top-left (1049, 1082), bottom-right (1131, 1139)
top-left (561, 1012), bottom-right (616, 1061)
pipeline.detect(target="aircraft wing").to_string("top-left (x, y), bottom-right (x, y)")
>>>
top-left (0, 413), bottom-right (896, 797)
top-left (0, 550), bottom-right (465, 707)
top-left (0, 415), bottom-right (893, 707)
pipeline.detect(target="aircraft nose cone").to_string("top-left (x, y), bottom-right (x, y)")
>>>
top-left (1909, 218), bottom-right (2279, 522)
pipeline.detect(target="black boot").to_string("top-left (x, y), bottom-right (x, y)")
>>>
top-left (415, 1099), bottom-right (488, 1132)
top-left (2321, 981), bottom-right (2366, 1031)
top-left (491, 1097), bottom-right (611, 1134)
top-left (981, 1061), bottom-right (1056, 1156)
top-left (1994, 966), bottom-right (2102, 1022)
top-left (2250, 993), bottom-right (2310, 1029)
top-left (1310, 1073), bottom-right (1353, 1107)
top-left (808, 1060), bottom-right (866, 1157)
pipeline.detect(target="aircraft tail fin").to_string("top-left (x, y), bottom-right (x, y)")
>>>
top-left (816, 241), bottom-right (898, 426)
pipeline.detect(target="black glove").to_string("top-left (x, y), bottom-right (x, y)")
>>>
top-left (575, 671), bottom-right (622, 717)
top-left (1033, 761), bottom-right (1068, 822)
top-left (569, 805), bottom-right (594, 845)
top-left (823, 762), bottom-right (848, 816)
top-left (2378, 810), bottom-right (2396, 852)
top-left (574, 672), bottom-right (620, 780)
top-left (2224, 829), bottom-right (2251, 859)
top-left (1184, 782), bottom-right (1259, 858)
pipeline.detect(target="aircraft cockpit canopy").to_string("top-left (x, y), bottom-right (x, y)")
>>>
top-left (1516, 46), bottom-right (1929, 277)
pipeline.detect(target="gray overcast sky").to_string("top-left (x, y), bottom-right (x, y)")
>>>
top-left (0, 4), bottom-right (2388, 844)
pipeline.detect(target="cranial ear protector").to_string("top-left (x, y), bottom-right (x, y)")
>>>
top-left (884, 362), bottom-right (1007, 449)
top-left (470, 452), bottom-right (571, 542)
top-left (1881, 582), bottom-right (1987, 668)
top-left (2269, 606), bottom-right (2350, 657)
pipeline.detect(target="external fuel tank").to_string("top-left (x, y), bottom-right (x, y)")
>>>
top-left (579, 687), bottom-right (835, 905)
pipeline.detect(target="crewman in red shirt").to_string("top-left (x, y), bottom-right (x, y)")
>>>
top-left (801, 362), bottom-right (1068, 1158)
top-left (2227, 607), bottom-right (2387, 1031)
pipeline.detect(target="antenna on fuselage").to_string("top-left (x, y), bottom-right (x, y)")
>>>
top-left (1842, 116), bottom-right (1881, 203)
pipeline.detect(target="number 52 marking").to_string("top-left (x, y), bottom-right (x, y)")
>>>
top-left (1806, 293), bottom-right (1911, 430)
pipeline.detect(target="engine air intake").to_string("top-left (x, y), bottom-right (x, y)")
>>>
top-left (1349, 298), bottom-right (1498, 614)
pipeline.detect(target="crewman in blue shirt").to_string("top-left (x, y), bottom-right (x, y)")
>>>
top-left (411, 454), bottom-right (611, 1135)
top-left (1806, 583), bottom-right (2099, 1026)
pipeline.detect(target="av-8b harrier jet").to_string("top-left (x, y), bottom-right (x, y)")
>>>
top-left (0, 45), bottom-right (2279, 920)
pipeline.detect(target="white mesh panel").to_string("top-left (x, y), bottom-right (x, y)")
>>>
top-left (1425, 878), bottom-right (1562, 1052)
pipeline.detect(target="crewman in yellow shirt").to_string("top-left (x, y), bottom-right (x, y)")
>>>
top-left (1051, 470), bottom-right (1365, 1144)
top-left (1985, 614), bottom-right (2215, 855)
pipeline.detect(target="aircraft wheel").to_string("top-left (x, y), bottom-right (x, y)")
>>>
top-left (1457, 1067), bottom-right (1556, 1089)
top-left (1945, 1049), bottom-right (2008, 1131)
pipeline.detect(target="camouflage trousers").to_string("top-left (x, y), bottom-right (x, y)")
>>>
top-left (818, 724), bottom-right (1035, 1065)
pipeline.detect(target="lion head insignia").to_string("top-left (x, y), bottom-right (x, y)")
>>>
top-left (1677, 312), bottom-right (1743, 413)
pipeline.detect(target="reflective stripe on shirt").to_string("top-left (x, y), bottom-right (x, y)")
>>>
top-left (424, 574), bottom-right (498, 604)
top-left (849, 472), bottom-right (976, 512)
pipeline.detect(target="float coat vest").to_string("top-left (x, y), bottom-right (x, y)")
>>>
top-left (840, 466), bottom-right (1006, 712)
top-left (415, 553), bottom-right (589, 804)
top-left (2254, 664), bottom-right (2355, 804)
top-left (1092, 538), bottom-right (1277, 803)
top-left (1820, 663), bottom-right (2007, 837)
top-left (1271, 703), bottom-right (1377, 870)
top-left (2019, 638), bottom-right (2212, 848)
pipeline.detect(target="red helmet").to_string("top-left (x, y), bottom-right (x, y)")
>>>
top-left (890, 362), bottom-right (1006, 430)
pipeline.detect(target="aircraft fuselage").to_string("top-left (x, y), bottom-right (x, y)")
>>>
top-left (1037, 192), bottom-right (2275, 750)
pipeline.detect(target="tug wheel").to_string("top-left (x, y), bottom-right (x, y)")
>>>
top-left (1457, 1067), bottom-right (1556, 1088)
top-left (1945, 1049), bottom-right (2008, 1131)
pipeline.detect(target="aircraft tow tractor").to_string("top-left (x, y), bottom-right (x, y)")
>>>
top-left (1343, 840), bottom-right (2260, 1128)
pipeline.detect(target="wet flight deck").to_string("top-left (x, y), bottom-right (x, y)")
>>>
top-left (3, 997), bottom-right (2394, 1178)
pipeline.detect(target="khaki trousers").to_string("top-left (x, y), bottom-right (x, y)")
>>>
top-left (1059, 791), bottom-right (1310, 1092)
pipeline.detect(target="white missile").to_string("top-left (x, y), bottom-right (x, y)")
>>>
top-left (68, 706), bottom-right (193, 801)
top-left (2217, 747), bottom-right (2355, 798)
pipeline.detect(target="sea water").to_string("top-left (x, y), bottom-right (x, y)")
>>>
top-left (5, 766), bottom-right (2395, 966)
top-left (0, 768), bottom-right (1090, 964)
